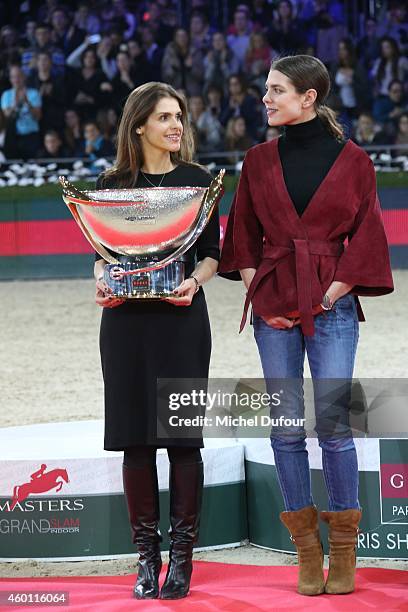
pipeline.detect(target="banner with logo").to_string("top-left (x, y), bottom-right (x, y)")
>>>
top-left (0, 440), bottom-right (246, 560)
top-left (245, 438), bottom-right (408, 559)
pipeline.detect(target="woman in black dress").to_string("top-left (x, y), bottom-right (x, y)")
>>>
top-left (94, 82), bottom-right (220, 600)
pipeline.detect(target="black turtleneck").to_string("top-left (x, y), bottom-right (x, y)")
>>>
top-left (278, 115), bottom-right (345, 217)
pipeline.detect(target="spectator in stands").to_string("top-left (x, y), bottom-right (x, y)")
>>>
top-left (21, 23), bottom-right (65, 76)
top-left (107, 27), bottom-right (125, 57)
top-left (100, 0), bottom-right (137, 41)
top-left (300, 0), bottom-right (346, 64)
top-left (50, 7), bottom-right (84, 56)
top-left (96, 35), bottom-right (117, 80)
top-left (244, 32), bottom-right (275, 89)
top-left (357, 18), bottom-right (381, 71)
top-left (126, 37), bottom-right (150, 84)
top-left (63, 108), bottom-right (83, 156)
top-left (27, 51), bottom-right (65, 132)
top-left (247, 83), bottom-right (268, 135)
top-left (0, 24), bottom-right (19, 47)
top-left (267, 1), bottom-right (305, 55)
top-left (160, 9), bottom-right (180, 48)
top-left (0, 25), bottom-right (21, 59)
top-left (251, 0), bottom-right (274, 31)
top-left (37, 129), bottom-right (68, 158)
top-left (80, 120), bottom-right (115, 159)
top-left (68, 35), bottom-right (120, 81)
top-left (263, 125), bottom-right (281, 141)
top-left (161, 28), bottom-right (204, 96)
top-left (373, 79), bottom-right (407, 128)
top-left (67, 36), bottom-right (100, 69)
top-left (189, 10), bottom-right (211, 52)
top-left (110, 51), bottom-right (144, 112)
top-left (96, 107), bottom-right (119, 147)
top-left (188, 94), bottom-right (224, 153)
top-left (226, 8), bottom-right (251, 70)
top-left (220, 73), bottom-right (261, 140)
top-left (225, 115), bottom-right (254, 162)
top-left (20, 20), bottom-right (37, 49)
top-left (67, 47), bottom-right (110, 121)
top-left (332, 38), bottom-right (371, 128)
top-left (205, 84), bottom-right (226, 123)
top-left (1, 65), bottom-right (42, 159)
top-left (352, 112), bottom-right (388, 147)
top-left (203, 32), bottom-right (239, 97)
top-left (371, 36), bottom-right (408, 97)
top-left (73, 2), bottom-right (101, 36)
top-left (139, 24), bottom-right (163, 82)
top-left (393, 112), bottom-right (408, 156)
top-left (377, 2), bottom-right (408, 53)
top-left (0, 109), bottom-right (6, 162)
top-left (138, 1), bottom-right (174, 48)
top-left (36, 0), bottom-right (59, 25)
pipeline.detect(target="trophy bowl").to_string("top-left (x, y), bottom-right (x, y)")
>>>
top-left (60, 170), bottom-right (225, 298)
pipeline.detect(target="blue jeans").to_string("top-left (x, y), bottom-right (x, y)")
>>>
top-left (253, 294), bottom-right (360, 512)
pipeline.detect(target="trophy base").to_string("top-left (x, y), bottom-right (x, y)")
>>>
top-left (104, 260), bottom-right (185, 299)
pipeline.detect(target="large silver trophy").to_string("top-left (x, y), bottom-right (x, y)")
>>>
top-left (59, 170), bottom-right (225, 298)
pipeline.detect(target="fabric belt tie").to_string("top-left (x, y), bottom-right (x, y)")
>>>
top-left (240, 239), bottom-right (344, 336)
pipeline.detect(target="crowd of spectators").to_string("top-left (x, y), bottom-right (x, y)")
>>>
top-left (0, 0), bottom-right (407, 162)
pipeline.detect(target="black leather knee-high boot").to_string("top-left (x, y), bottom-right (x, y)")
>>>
top-left (122, 464), bottom-right (162, 598)
top-left (160, 460), bottom-right (204, 599)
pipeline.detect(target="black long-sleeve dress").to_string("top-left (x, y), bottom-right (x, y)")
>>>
top-left (95, 163), bottom-right (220, 450)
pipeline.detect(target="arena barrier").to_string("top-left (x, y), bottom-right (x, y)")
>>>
top-left (0, 422), bottom-right (246, 561)
top-left (0, 174), bottom-right (407, 279)
top-left (244, 437), bottom-right (408, 560)
top-left (0, 420), bottom-right (407, 560)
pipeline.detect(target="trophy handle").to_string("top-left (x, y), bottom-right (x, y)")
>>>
top-left (62, 195), bottom-right (120, 265)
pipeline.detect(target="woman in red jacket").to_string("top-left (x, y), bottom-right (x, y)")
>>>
top-left (219, 55), bottom-right (393, 596)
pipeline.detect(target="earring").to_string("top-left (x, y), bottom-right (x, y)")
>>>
top-left (136, 129), bottom-right (142, 135)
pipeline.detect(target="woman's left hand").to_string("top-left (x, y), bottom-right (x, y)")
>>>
top-left (164, 278), bottom-right (197, 306)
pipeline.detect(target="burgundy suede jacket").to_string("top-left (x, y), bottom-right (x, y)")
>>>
top-left (218, 137), bottom-right (394, 336)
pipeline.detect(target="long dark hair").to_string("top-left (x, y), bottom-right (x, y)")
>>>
top-left (80, 47), bottom-right (100, 70)
top-left (269, 54), bottom-right (344, 140)
top-left (338, 37), bottom-right (357, 68)
top-left (377, 37), bottom-right (400, 87)
top-left (276, 0), bottom-right (294, 22)
top-left (101, 82), bottom-right (196, 188)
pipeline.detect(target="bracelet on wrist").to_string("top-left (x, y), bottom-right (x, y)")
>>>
top-left (189, 274), bottom-right (200, 294)
top-left (320, 293), bottom-right (334, 311)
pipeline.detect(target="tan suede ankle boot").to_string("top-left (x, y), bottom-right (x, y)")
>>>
top-left (320, 508), bottom-right (362, 594)
top-left (280, 505), bottom-right (324, 596)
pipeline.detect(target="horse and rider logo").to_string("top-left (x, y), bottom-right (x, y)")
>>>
top-left (9, 464), bottom-right (69, 511)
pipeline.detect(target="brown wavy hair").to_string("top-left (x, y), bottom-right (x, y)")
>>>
top-left (101, 82), bottom-right (196, 188)
top-left (376, 37), bottom-right (400, 89)
top-left (270, 55), bottom-right (344, 141)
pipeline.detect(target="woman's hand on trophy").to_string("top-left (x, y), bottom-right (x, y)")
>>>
top-left (95, 277), bottom-right (125, 308)
top-left (164, 278), bottom-right (197, 306)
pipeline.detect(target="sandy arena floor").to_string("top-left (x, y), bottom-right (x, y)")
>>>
top-left (1, 272), bottom-right (407, 576)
